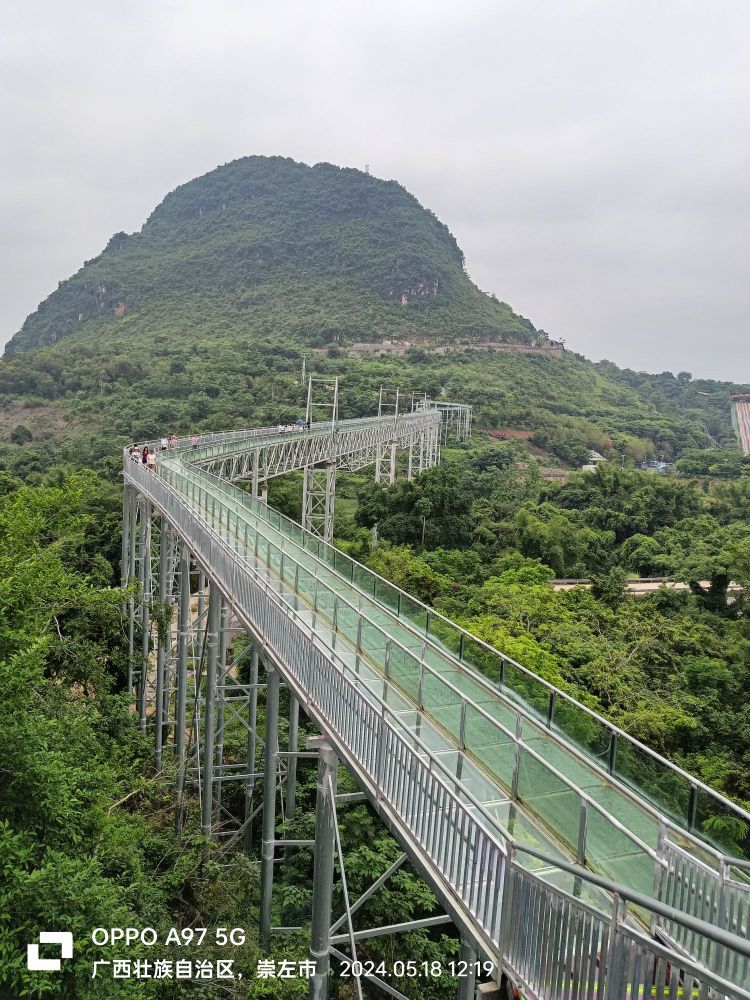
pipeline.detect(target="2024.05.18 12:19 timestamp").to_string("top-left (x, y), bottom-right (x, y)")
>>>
top-left (338, 959), bottom-right (495, 979)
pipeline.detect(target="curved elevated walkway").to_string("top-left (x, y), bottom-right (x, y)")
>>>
top-left (124, 415), bottom-right (750, 999)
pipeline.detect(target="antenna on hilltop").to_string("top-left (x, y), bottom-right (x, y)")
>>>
top-left (365, 164), bottom-right (370, 174)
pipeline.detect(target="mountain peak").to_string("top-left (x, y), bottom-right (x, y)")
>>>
top-left (6, 155), bottom-right (537, 356)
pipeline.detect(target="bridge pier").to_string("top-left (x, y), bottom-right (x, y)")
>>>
top-left (302, 462), bottom-right (336, 542)
top-left (308, 737), bottom-right (338, 1000)
top-left (155, 521), bottom-right (170, 770)
top-left (286, 693), bottom-right (300, 820)
top-left (260, 663), bottom-right (280, 948)
top-left (201, 583), bottom-right (221, 838)
top-left (214, 597), bottom-right (229, 825)
top-left (175, 542), bottom-right (191, 832)
top-left (138, 500), bottom-right (152, 731)
top-left (122, 485), bottom-right (137, 691)
top-left (244, 645), bottom-right (259, 852)
top-left (457, 939), bottom-right (478, 1000)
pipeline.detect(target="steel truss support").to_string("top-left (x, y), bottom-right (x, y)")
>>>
top-left (244, 645), bottom-right (259, 852)
top-left (286, 694), bottom-right (300, 820)
top-left (154, 521), bottom-right (170, 769)
top-left (214, 597), bottom-right (229, 823)
top-left (329, 853), bottom-right (407, 936)
top-left (138, 500), bottom-right (152, 730)
top-left (302, 462), bottom-right (336, 542)
top-left (175, 541), bottom-right (191, 832)
top-left (308, 738), bottom-right (339, 1000)
top-left (122, 485), bottom-right (137, 691)
top-left (201, 583), bottom-right (221, 838)
top-left (260, 664), bottom-right (280, 949)
top-left (375, 386), bottom-right (400, 487)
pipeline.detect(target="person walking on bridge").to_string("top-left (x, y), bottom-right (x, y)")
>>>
top-left (191, 434), bottom-right (198, 449)
top-left (141, 446), bottom-right (149, 465)
top-left (147, 450), bottom-right (157, 471)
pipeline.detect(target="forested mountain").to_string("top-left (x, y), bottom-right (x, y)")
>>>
top-left (6, 156), bottom-right (538, 357)
top-left (1, 156), bottom-right (747, 474)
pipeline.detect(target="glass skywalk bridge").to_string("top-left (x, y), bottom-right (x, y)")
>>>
top-left (124, 420), bottom-right (750, 999)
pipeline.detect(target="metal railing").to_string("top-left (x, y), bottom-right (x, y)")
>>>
top-left (141, 431), bottom-right (750, 865)
top-left (125, 455), bottom-right (750, 996)
top-left (157, 459), bottom-right (750, 936)
top-left (149, 429), bottom-right (750, 865)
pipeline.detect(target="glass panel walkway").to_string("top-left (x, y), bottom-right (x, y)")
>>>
top-left (124, 421), bottom-right (750, 994)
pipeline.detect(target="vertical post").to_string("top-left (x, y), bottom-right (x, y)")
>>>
top-left (407, 442), bottom-right (414, 481)
top-left (138, 501), bottom-right (152, 732)
top-left (252, 452), bottom-right (259, 500)
top-left (261, 482), bottom-right (268, 505)
top-left (196, 570), bottom-right (207, 668)
top-left (305, 374), bottom-right (313, 426)
top-left (604, 895), bottom-right (629, 999)
top-left (155, 520), bottom-right (170, 770)
top-left (456, 939), bottom-right (477, 1000)
top-left (286, 694), bottom-right (300, 820)
top-left (308, 739), bottom-right (339, 1000)
top-left (126, 489), bottom-right (137, 691)
top-left (324, 462), bottom-right (336, 543)
top-left (197, 571), bottom-right (206, 620)
top-left (244, 645), bottom-right (259, 853)
top-left (120, 483), bottom-right (131, 587)
top-left (215, 597), bottom-right (229, 824)
top-left (260, 663), bottom-right (280, 948)
top-left (302, 464), bottom-right (309, 526)
top-left (175, 544), bottom-right (191, 832)
top-left (201, 583), bottom-right (221, 839)
top-left (388, 441), bottom-right (397, 484)
top-left (375, 391), bottom-right (384, 485)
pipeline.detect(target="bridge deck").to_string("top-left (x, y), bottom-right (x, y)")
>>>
top-left (124, 419), bottom-right (750, 997)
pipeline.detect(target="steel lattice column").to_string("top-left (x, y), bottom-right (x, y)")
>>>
top-left (201, 583), bottom-right (222, 838)
top-left (154, 520), bottom-right (170, 769)
top-left (308, 739), bottom-right (338, 1000)
top-left (244, 645), bottom-right (260, 852)
top-left (302, 462), bottom-right (336, 542)
top-left (260, 663), bottom-right (280, 948)
top-left (174, 542), bottom-right (191, 833)
top-left (214, 596), bottom-right (229, 825)
top-left (285, 694), bottom-right (300, 820)
top-left (123, 486), bottom-right (137, 689)
top-left (138, 500), bottom-right (152, 731)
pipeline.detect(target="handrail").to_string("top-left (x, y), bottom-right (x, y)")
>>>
top-left (161, 461), bottom-right (668, 878)
top-left (182, 465), bottom-right (676, 864)
top-left (197, 466), bottom-right (735, 870)
top-left (132, 427), bottom-right (750, 863)
top-left (124, 454), bottom-right (750, 992)
top-left (125, 427), bottom-right (750, 862)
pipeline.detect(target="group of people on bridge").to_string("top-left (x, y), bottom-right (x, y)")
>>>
top-left (128, 433), bottom-right (200, 470)
top-left (277, 419), bottom-right (310, 433)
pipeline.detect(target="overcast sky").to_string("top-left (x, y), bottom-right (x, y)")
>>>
top-left (1, 0), bottom-right (748, 380)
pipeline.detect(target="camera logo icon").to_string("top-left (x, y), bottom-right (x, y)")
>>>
top-left (27, 932), bottom-right (73, 971)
